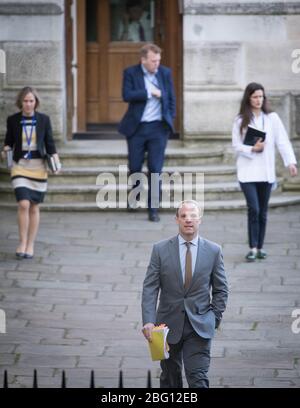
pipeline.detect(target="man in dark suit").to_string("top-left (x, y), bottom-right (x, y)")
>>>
top-left (142, 200), bottom-right (229, 387)
top-left (118, 43), bottom-right (176, 222)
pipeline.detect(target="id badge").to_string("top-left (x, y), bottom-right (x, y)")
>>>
top-left (24, 151), bottom-right (32, 160)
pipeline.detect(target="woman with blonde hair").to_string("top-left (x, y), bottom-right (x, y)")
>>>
top-left (2, 86), bottom-right (60, 259)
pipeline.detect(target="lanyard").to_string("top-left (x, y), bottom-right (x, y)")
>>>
top-left (22, 116), bottom-right (36, 159)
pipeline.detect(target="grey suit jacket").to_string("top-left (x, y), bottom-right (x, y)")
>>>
top-left (142, 235), bottom-right (228, 344)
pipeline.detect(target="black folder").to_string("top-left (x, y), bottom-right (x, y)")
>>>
top-left (243, 125), bottom-right (266, 146)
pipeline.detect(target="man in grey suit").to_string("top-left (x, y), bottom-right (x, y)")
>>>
top-left (142, 200), bottom-right (228, 388)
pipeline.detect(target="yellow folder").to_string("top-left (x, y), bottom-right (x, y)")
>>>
top-left (148, 325), bottom-right (170, 361)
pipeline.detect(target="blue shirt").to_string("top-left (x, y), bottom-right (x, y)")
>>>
top-left (141, 64), bottom-right (162, 122)
top-left (178, 234), bottom-right (199, 284)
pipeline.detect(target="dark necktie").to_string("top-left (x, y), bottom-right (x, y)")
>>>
top-left (139, 23), bottom-right (145, 41)
top-left (184, 242), bottom-right (192, 289)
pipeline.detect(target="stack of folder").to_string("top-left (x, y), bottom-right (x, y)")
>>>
top-left (6, 149), bottom-right (13, 168)
top-left (46, 154), bottom-right (61, 173)
top-left (148, 324), bottom-right (170, 361)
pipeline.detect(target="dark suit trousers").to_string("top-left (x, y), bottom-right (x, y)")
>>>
top-left (160, 315), bottom-right (211, 388)
top-left (127, 121), bottom-right (169, 210)
top-left (240, 181), bottom-right (272, 249)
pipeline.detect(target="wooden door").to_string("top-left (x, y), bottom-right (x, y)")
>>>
top-left (75, 0), bottom-right (182, 133)
top-left (86, 0), bottom-right (142, 123)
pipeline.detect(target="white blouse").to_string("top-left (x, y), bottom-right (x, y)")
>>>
top-left (232, 112), bottom-right (297, 183)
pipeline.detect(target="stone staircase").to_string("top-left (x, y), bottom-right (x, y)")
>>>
top-left (0, 139), bottom-right (300, 211)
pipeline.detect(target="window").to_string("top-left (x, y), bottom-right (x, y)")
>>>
top-left (110, 0), bottom-right (154, 42)
top-left (86, 0), bottom-right (98, 42)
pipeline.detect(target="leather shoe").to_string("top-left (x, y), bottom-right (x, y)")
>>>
top-left (16, 252), bottom-right (25, 259)
top-left (127, 207), bottom-right (138, 213)
top-left (148, 211), bottom-right (160, 222)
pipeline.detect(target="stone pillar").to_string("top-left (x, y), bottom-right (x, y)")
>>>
top-left (0, 1), bottom-right (65, 144)
top-left (182, 1), bottom-right (300, 145)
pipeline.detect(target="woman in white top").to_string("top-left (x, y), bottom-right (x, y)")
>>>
top-left (232, 82), bottom-right (298, 262)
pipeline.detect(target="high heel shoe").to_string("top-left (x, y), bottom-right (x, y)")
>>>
top-left (24, 253), bottom-right (34, 259)
top-left (16, 252), bottom-right (25, 259)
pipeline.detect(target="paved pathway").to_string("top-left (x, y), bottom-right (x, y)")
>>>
top-left (0, 206), bottom-right (300, 388)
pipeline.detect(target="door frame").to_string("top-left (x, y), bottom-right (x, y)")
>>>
top-left (76, 0), bottom-right (87, 131)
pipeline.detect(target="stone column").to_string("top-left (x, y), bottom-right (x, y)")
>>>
top-left (0, 1), bottom-right (65, 144)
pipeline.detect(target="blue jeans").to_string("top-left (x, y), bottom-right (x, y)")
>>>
top-left (240, 182), bottom-right (272, 249)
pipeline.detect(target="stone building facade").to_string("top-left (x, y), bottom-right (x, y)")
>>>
top-left (183, 0), bottom-right (300, 148)
top-left (0, 0), bottom-right (65, 143)
top-left (0, 0), bottom-right (300, 150)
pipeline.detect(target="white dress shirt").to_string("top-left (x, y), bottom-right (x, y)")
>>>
top-left (140, 64), bottom-right (162, 122)
top-left (232, 112), bottom-right (297, 183)
top-left (178, 234), bottom-right (199, 284)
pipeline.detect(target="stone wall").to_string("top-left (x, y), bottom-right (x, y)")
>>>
top-left (183, 1), bottom-right (300, 143)
top-left (0, 1), bottom-right (65, 144)
top-left (1, 0), bottom-right (299, 156)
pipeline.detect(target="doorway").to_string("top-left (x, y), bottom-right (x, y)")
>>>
top-left (66, 0), bottom-right (182, 137)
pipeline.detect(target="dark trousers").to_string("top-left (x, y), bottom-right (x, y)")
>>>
top-left (127, 121), bottom-right (169, 211)
top-left (160, 316), bottom-right (211, 388)
top-left (240, 181), bottom-right (272, 249)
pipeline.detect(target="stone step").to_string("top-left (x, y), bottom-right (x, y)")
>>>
top-left (52, 164), bottom-right (236, 184)
top-left (1, 193), bottom-right (300, 212)
top-left (0, 180), bottom-right (284, 204)
top-left (0, 164), bottom-right (237, 185)
top-left (56, 140), bottom-right (225, 166)
top-left (0, 140), bottom-right (225, 168)
top-left (1, 138), bottom-right (297, 211)
top-left (283, 180), bottom-right (300, 192)
top-left (58, 149), bottom-right (224, 166)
